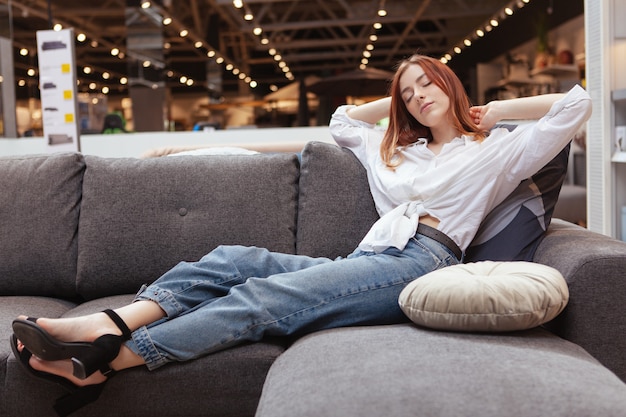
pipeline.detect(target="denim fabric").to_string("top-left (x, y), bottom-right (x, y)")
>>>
top-left (128, 234), bottom-right (460, 370)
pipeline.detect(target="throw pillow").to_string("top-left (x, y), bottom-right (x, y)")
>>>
top-left (465, 124), bottom-right (571, 263)
top-left (398, 261), bottom-right (569, 332)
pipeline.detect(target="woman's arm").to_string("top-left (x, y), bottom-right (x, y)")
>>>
top-left (346, 96), bottom-right (392, 124)
top-left (470, 93), bottom-right (566, 131)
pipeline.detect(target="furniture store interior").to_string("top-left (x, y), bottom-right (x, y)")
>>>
top-left (1, 2), bottom-right (626, 417)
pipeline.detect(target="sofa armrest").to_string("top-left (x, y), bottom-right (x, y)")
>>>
top-left (534, 219), bottom-right (626, 381)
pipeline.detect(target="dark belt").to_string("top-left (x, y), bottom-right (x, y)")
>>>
top-left (416, 223), bottom-right (463, 260)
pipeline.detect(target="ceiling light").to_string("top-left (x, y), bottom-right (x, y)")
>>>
top-left (19, 48), bottom-right (28, 56)
top-left (141, 2), bottom-right (151, 9)
top-left (89, 82), bottom-right (97, 90)
top-left (83, 66), bottom-right (92, 74)
top-left (476, 29), bottom-right (484, 37)
top-left (179, 29), bottom-right (189, 37)
top-left (377, 0), bottom-right (387, 17)
top-left (505, 7), bottom-right (513, 15)
top-left (253, 27), bottom-right (263, 36)
top-left (373, 22), bottom-right (382, 30)
top-left (464, 39), bottom-right (472, 46)
top-left (194, 41), bottom-right (203, 48)
top-left (102, 86), bottom-right (110, 94)
top-left (77, 33), bottom-right (86, 42)
top-left (53, 24), bottom-right (62, 31)
top-left (250, 81), bottom-right (257, 88)
top-left (244, 7), bottom-right (253, 20)
top-left (454, 46), bottom-right (462, 54)
top-left (120, 77), bottom-right (128, 85)
top-left (163, 17), bottom-right (172, 25)
top-left (233, 0), bottom-right (243, 8)
top-left (102, 72), bottom-right (110, 79)
top-left (111, 48), bottom-right (120, 56)
top-left (490, 19), bottom-right (499, 27)
top-left (27, 68), bottom-right (35, 76)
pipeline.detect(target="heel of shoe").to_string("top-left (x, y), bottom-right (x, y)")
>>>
top-left (53, 383), bottom-right (105, 417)
top-left (70, 334), bottom-right (122, 379)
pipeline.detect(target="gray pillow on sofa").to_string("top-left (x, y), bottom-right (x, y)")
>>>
top-left (76, 153), bottom-right (300, 300)
top-left (465, 127), bottom-right (571, 262)
top-left (0, 153), bottom-right (85, 297)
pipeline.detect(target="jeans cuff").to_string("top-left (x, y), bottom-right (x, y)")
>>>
top-left (133, 284), bottom-right (184, 318)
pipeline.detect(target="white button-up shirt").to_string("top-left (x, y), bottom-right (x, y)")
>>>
top-left (329, 85), bottom-right (591, 253)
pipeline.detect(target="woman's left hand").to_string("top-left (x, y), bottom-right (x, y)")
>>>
top-left (469, 103), bottom-right (499, 131)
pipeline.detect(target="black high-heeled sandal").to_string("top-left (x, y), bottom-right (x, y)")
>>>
top-left (12, 309), bottom-right (132, 380)
top-left (10, 333), bottom-right (108, 417)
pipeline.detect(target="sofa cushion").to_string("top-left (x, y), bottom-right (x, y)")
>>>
top-left (77, 153), bottom-right (300, 300)
top-left (296, 142), bottom-right (379, 258)
top-left (0, 153), bottom-right (84, 298)
top-left (5, 329), bottom-right (286, 417)
top-left (398, 261), bottom-right (569, 332)
top-left (256, 325), bottom-right (626, 417)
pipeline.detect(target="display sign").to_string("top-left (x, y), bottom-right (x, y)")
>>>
top-left (36, 28), bottom-right (80, 152)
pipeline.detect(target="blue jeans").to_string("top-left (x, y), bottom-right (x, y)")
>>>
top-left (127, 233), bottom-right (460, 370)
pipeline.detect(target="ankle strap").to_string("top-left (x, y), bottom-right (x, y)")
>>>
top-left (102, 309), bottom-right (132, 339)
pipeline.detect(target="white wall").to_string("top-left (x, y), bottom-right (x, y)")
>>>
top-left (0, 126), bottom-right (335, 158)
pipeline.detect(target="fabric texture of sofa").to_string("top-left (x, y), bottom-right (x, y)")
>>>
top-left (1, 141), bottom-right (625, 417)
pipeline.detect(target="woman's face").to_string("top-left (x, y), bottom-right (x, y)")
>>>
top-left (398, 64), bottom-right (451, 129)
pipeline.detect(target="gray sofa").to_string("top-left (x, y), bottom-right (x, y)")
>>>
top-left (1, 141), bottom-right (625, 417)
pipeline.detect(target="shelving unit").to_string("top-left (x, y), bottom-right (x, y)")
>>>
top-left (530, 64), bottom-right (579, 78)
top-left (479, 62), bottom-right (580, 105)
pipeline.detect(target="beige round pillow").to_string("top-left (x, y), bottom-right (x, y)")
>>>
top-left (398, 261), bottom-right (569, 332)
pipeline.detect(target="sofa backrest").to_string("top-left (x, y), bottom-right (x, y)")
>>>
top-left (296, 142), bottom-right (379, 259)
top-left (76, 153), bottom-right (300, 300)
top-left (0, 153), bottom-right (84, 298)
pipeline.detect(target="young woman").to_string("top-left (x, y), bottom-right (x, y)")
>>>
top-left (11, 54), bottom-right (592, 414)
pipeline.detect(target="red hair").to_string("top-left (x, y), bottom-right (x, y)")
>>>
top-left (381, 54), bottom-right (487, 167)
